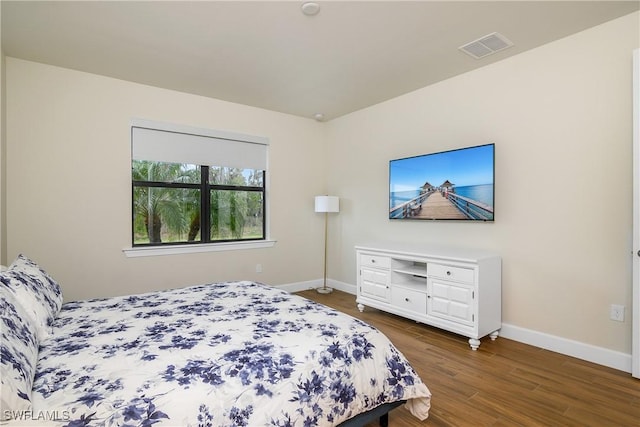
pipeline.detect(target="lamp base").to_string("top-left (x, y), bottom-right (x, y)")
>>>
top-left (316, 286), bottom-right (333, 294)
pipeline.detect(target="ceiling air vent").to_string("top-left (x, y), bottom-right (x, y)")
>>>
top-left (459, 32), bottom-right (513, 59)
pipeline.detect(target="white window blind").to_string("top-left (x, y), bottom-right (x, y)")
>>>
top-left (132, 125), bottom-right (268, 170)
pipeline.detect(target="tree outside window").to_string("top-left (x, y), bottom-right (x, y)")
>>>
top-left (132, 161), bottom-right (265, 246)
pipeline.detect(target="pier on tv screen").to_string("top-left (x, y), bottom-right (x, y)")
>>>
top-left (389, 143), bottom-right (494, 221)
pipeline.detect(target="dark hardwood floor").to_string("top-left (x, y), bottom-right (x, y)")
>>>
top-left (296, 289), bottom-right (640, 427)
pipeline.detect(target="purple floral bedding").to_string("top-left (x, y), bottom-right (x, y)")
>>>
top-left (26, 281), bottom-right (431, 426)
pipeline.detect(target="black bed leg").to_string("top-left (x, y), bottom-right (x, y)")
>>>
top-left (379, 413), bottom-right (389, 427)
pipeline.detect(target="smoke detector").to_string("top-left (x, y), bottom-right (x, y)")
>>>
top-left (301, 2), bottom-right (320, 16)
top-left (459, 32), bottom-right (513, 59)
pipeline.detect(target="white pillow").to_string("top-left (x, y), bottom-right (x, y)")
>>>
top-left (0, 254), bottom-right (63, 339)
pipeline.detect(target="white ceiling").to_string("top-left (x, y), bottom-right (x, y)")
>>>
top-left (2, 1), bottom-right (639, 121)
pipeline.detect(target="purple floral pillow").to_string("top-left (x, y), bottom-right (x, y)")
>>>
top-left (0, 287), bottom-right (38, 416)
top-left (0, 254), bottom-right (63, 338)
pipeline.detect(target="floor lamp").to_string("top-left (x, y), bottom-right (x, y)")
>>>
top-left (315, 195), bottom-right (340, 294)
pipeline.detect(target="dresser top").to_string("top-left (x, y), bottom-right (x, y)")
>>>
top-left (355, 242), bottom-right (500, 263)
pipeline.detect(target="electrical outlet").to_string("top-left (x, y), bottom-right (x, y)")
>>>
top-left (610, 304), bottom-right (625, 322)
top-left (256, 264), bottom-right (262, 273)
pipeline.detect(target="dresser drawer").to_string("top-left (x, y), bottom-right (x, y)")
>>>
top-left (360, 254), bottom-right (390, 269)
top-left (392, 288), bottom-right (427, 314)
top-left (428, 263), bottom-right (474, 284)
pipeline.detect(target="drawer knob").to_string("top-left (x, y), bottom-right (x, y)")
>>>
top-left (405, 297), bottom-right (410, 302)
top-left (446, 271), bottom-right (452, 276)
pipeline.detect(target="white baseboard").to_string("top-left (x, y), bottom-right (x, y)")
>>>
top-left (277, 279), bottom-right (356, 294)
top-left (276, 279), bottom-right (318, 293)
top-left (499, 323), bottom-right (632, 373)
top-left (278, 279), bottom-right (632, 374)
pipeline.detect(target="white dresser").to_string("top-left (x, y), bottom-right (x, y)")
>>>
top-left (356, 243), bottom-right (501, 350)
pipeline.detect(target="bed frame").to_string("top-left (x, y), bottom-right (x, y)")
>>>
top-left (338, 401), bottom-right (405, 427)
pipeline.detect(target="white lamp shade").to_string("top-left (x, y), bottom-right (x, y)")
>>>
top-left (315, 196), bottom-right (340, 213)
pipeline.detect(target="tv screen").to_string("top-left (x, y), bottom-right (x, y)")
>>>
top-left (389, 143), bottom-right (494, 221)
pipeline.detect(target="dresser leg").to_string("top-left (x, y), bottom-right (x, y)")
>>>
top-left (468, 338), bottom-right (481, 350)
top-left (489, 330), bottom-right (500, 341)
top-left (357, 303), bottom-right (365, 312)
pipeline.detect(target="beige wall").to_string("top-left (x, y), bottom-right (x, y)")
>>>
top-left (5, 58), bottom-right (327, 301)
top-left (1, 4), bottom-right (6, 265)
top-left (326, 12), bottom-right (640, 353)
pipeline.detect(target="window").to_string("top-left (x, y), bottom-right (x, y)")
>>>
top-left (131, 122), bottom-right (268, 248)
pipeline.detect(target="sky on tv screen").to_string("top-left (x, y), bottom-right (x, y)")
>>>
top-left (390, 144), bottom-right (494, 193)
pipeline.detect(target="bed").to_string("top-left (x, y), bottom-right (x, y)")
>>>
top-left (1, 255), bottom-right (431, 426)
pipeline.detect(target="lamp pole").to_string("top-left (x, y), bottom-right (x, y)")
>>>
top-left (318, 210), bottom-right (332, 294)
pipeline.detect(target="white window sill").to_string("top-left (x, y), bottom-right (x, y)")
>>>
top-left (123, 240), bottom-right (277, 258)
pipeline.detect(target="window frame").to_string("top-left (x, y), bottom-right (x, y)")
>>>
top-left (132, 166), bottom-right (266, 247)
top-left (125, 119), bottom-right (273, 257)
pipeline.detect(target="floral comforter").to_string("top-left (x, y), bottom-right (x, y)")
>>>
top-left (27, 281), bottom-right (430, 426)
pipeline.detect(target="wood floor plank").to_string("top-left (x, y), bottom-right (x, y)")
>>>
top-left (297, 289), bottom-right (640, 426)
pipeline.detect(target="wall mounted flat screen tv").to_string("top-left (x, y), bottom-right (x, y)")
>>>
top-left (389, 143), bottom-right (494, 221)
